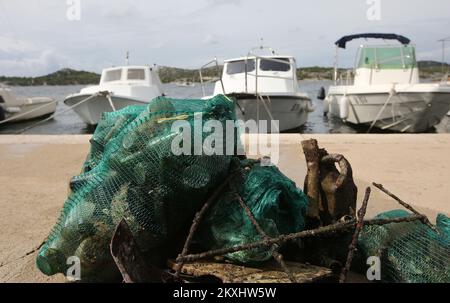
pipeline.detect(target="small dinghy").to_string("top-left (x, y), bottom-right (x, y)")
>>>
top-left (0, 87), bottom-right (57, 124)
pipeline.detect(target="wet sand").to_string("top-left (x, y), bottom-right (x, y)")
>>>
top-left (0, 134), bottom-right (449, 282)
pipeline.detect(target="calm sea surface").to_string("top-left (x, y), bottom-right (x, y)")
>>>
top-left (1, 81), bottom-right (448, 134)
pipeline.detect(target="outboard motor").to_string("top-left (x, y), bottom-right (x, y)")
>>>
top-left (0, 96), bottom-right (5, 121)
top-left (0, 106), bottom-right (5, 121)
top-left (317, 87), bottom-right (326, 100)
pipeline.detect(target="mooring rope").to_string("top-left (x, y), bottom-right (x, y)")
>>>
top-left (0, 100), bottom-right (58, 126)
top-left (14, 92), bottom-right (105, 134)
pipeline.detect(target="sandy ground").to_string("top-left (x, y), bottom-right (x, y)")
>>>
top-left (0, 134), bottom-right (449, 283)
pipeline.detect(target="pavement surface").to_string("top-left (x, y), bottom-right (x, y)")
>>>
top-left (0, 134), bottom-right (449, 282)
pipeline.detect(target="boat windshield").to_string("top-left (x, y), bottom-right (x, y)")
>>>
top-left (259, 58), bottom-right (291, 72)
top-left (103, 69), bottom-right (123, 82)
top-left (226, 59), bottom-right (256, 75)
top-left (127, 68), bottom-right (146, 80)
top-left (358, 46), bottom-right (416, 69)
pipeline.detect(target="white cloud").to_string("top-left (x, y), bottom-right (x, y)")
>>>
top-left (202, 34), bottom-right (219, 45)
top-left (1, 0), bottom-right (450, 74)
top-left (0, 36), bottom-right (38, 54)
top-left (0, 36), bottom-right (68, 76)
top-left (101, 2), bottom-right (140, 19)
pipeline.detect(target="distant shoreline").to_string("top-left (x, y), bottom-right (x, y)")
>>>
top-left (1, 61), bottom-right (448, 86)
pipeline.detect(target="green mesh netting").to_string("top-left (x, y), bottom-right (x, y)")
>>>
top-left (196, 159), bottom-right (309, 264)
top-left (358, 210), bottom-right (450, 283)
top-left (37, 95), bottom-right (239, 281)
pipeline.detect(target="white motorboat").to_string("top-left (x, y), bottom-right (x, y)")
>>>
top-left (200, 47), bottom-right (313, 133)
top-left (0, 87), bottom-right (57, 124)
top-left (322, 33), bottom-right (450, 133)
top-left (64, 65), bottom-right (164, 125)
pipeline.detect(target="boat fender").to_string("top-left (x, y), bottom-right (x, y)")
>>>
top-left (323, 97), bottom-right (330, 114)
top-left (0, 105), bottom-right (4, 121)
top-left (306, 100), bottom-right (315, 113)
top-left (338, 96), bottom-right (349, 120)
top-left (317, 87), bottom-right (326, 100)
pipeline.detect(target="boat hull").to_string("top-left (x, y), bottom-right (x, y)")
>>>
top-left (231, 94), bottom-right (313, 133)
top-left (3, 98), bottom-right (57, 123)
top-left (64, 94), bottom-right (148, 125)
top-left (326, 91), bottom-right (450, 132)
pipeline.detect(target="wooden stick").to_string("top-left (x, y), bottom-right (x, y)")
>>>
top-left (174, 172), bottom-right (238, 277)
top-left (177, 215), bottom-right (425, 263)
top-left (339, 187), bottom-right (371, 283)
top-left (235, 192), bottom-right (297, 283)
top-left (372, 182), bottom-right (438, 233)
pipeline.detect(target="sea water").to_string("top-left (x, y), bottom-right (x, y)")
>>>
top-left (0, 81), bottom-right (448, 134)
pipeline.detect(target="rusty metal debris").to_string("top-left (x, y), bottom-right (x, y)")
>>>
top-left (107, 140), bottom-right (436, 284)
top-left (302, 139), bottom-right (358, 227)
top-left (302, 139), bottom-right (322, 227)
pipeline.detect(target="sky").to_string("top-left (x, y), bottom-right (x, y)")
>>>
top-left (0, 0), bottom-right (450, 76)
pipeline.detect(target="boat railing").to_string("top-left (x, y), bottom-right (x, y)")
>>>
top-left (441, 70), bottom-right (450, 83)
top-left (337, 70), bottom-right (355, 86)
top-left (198, 58), bottom-right (224, 97)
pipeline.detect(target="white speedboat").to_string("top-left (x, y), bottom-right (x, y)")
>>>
top-left (200, 47), bottom-right (313, 133)
top-left (322, 33), bottom-right (450, 133)
top-left (0, 87), bottom-right (57, 124)
top-left (64, 65), bottom-right (164, 125)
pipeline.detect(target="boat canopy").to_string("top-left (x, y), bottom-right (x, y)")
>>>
top-left (357, 45), bottom-right (416, 69)
top-left (336, 33), bottom-right (411, 49)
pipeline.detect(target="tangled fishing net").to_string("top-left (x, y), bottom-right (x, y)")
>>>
top-left (358, 210), bottom-right (450, 283)
top-left (196, 159), bottom-right (309, 264)
top-left (37, 95), bottom-right (239, 281)
top-left (36, 95), bottom-right (309, 281)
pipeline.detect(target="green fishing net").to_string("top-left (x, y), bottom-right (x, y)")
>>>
top-left (358, 210), bottom-right (450, 283)
top-left (37, 95), bottom-right (239, 281)
top-left (196, 159), bottom-right (309, 264)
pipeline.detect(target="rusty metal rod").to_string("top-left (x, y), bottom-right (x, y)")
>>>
top-left (339, 187), bottom-right (371, 283)
top-left (177, 215), bottom-right (425, 263)
top-left (372, 182), bottom-right (438, 233)
top-left (367, 215), bottom-right (425, 225)
top-left (174, 172), bottom-right (239, 277)
top-left (234, 192), bottom-right (297, 283)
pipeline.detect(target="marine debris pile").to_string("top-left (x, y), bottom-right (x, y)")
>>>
top-left (36, 95), bottom-right (450, 283)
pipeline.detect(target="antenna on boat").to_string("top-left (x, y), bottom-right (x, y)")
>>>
top-left (249, 38), bottom-right (277, 56)
top-left (125, 51), bottom-right (130, 66)
top-left (438, 37), bottom-right (450, 75)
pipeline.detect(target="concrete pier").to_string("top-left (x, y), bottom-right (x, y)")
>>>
top-left (0, 134), bottom-right (449, 282)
